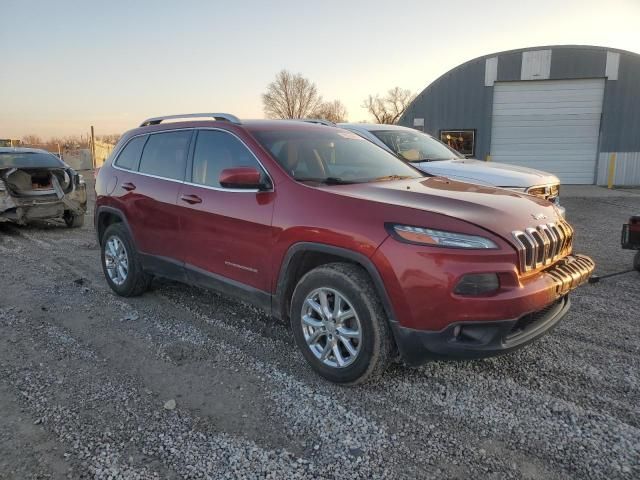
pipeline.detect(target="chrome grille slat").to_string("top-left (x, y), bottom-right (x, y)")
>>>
top-left (543, 224), bottom-right (559, 259)
top-left (512, 221), bottom-right (575, 273)
top-left (544, 254), bottom-right (595, 295)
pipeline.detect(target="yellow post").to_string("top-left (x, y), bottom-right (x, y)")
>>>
top-left (486, 154), bottom-right (491, 162)
top-left (607, 153), bottom-right (617, 189)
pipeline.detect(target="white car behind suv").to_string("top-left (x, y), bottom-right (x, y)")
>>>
top-left (339, 123), bottom-right (564, 216)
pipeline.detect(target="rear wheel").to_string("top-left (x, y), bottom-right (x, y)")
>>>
top-left (101, 223), bottom-right (151, 296)
top-left (64, 211), bottom-right (85, 228)
top-left (634, 251), bottom-right (640, 272)
top-left (290, 263), bottom-right (393, 385)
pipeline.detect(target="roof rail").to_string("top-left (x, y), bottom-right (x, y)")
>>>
top-left (296, 118), bottom-right (336, 127)
top-left (139, 113), bottom-right (241, 127)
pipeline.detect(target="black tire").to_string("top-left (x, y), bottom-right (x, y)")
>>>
top-left (634, 251), bottom-right (640, 272)
top-left (290, 262), bottom-right (393, 385)
top-left (64, 211), bottom-right (85, 228)
top-left (100, 223), bottom-right (151, 297)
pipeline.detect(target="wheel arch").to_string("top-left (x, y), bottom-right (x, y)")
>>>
top-left (274, 243), bottom-right (397, 325)
top-left (95, 206), bottom-right (136, 248)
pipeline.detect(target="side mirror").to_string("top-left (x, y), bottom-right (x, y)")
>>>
top-left (219, 167), bottom-right (266, 190)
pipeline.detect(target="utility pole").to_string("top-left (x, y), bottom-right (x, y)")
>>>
top-left (90, 126), bottom-right (96, 169)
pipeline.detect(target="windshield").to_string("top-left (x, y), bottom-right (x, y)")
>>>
top-left (371, 130), bottom-right (462, 162)
top-left (0, 151), bottom-right (65, 169)
top-left (250, 128), bottom-right (423, 184)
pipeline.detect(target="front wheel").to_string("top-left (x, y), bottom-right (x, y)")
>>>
top-left (290, 263), bottom-right (393, 385)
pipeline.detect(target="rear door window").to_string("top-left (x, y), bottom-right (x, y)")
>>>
top-left (191, 130), bottom-right (263, 188)
top-left (139, 130), bottom-right (192, 180)
top-left (114, 135), bottom-right (147, 170)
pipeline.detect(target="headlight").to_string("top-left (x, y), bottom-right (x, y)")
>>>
top-left (389, 224), bottom-right (498, 249)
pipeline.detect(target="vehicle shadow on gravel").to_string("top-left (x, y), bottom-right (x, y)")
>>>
top-left (1, 218), bottom-right (71, 233)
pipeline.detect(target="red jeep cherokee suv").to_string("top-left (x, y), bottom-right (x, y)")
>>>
top-left (95, 113), bottom-right (595, 384)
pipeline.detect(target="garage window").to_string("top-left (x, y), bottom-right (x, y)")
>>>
top-left (440, 130), bottom-right (475, 157)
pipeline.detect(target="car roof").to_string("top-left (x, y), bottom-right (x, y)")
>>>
top-left (0, 147), bottom-right (66, 169)
top-left (124, 119), bottom-right (341, 138)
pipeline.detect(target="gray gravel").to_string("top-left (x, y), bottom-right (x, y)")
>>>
top-left (0, 186), bottom-right (638, 479)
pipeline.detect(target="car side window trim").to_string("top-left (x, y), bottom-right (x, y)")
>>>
top-left (183, 128), bottom-right (274, 193)
top-left (112, 127), bottom-right (273, 192)
top-left (112, 128), bottom-right (194, 183)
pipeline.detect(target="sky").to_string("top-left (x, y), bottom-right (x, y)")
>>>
top-left (1, 0), bottom-right (639, 139)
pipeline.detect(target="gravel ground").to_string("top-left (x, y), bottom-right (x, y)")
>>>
top-left (0, 185), bottom-right (638, 479)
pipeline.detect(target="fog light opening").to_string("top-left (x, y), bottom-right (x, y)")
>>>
top-left (454, 273), bottom-right (500, 296)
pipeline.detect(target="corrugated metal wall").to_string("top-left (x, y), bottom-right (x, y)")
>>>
top-left (597, 152), bottom-right (640, 186)
top-left (399, 45), bottom-right (640, 185)
top-left (400, 60), bottom-right (494, 160)
top-left (600, 54), bottom-right (640, 152)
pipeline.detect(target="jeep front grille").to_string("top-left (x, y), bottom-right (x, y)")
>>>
top-left (512, 221), bottom-right (574, 273)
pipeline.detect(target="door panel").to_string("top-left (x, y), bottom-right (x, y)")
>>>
top-left (177, 129), bottom-right (275, 292)
top-left (118, 130), bottom-right (192, 260)
top-left (179, 186), bottom-right (275, 291)
top-left (123, 174), bottom-right (183, 259)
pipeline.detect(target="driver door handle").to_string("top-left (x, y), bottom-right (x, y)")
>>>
top-left (180, 194), bottom-right (203, 205)
top-left (121, 182), bottom-right (136, 191)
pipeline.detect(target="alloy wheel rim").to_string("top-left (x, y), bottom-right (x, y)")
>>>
top-left (104, 235), bottom-right (129, 286)
top-left (301, 287), bottom-right (362, 368)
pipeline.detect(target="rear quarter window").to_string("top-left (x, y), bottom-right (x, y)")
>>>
top-left (114, 136), bottom-right (147, 170)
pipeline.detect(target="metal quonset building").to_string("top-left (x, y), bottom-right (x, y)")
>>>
top-left (399, 45), bottom-right (640, 185)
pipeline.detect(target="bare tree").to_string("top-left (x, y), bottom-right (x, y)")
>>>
top-left (314, 99), bottom-right (348, 123)
top-left (97, 134), bottom-right (121, 145)
top-left (21, 134), bottom-right (43, 146)
top-left (362, 87), bottom-right (416, 124)
top-left (262, 70), bottom-right (324, 119)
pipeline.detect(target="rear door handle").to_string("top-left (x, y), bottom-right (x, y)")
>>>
top-left (180, 194), bottom-right (203, 205)
top-left (121, 182), bottom-right (136, 191)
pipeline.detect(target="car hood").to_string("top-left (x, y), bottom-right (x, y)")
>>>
top-left (327, 176), bottom-right (562, 238)
top-left (414, 158), bottom-right (559, 188)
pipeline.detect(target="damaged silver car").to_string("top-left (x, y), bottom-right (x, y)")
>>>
top-left (0, 147), bottom-right (87, 227)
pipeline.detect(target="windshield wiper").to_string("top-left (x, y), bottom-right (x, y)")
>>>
top-left (371, 175), bottom-right (416, 182)
top-left (295, 176), bottom-right (357, 185)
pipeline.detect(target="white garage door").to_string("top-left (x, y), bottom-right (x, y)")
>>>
top-left (490, 79), bottom-right (605, 184)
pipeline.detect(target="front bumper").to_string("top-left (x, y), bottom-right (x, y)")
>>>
top-left (391, 295), bottom-right (570, 365)
top-left (372, 234), bottom-right (594, 365)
